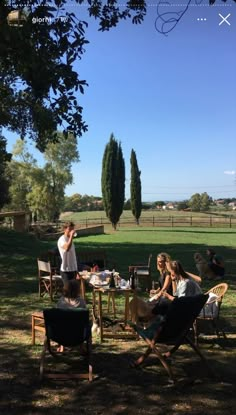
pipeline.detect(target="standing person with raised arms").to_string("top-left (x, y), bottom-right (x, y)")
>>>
top-left (57, 221), bottom-right (78, 285)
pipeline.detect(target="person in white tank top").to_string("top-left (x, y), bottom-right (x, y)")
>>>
top-left (57, 221), bottom-right (78, 284)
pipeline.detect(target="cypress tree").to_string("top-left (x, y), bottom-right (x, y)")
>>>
top-left (130, 149), bottom-right (142, 224)
top-left (0, 135), bottom-right (11, 209)
top-left (101, 134), bottom-right (125, 229)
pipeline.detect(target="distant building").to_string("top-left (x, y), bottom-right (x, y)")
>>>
top-left (166, 203), bottom-right (175, 209)
top-left (228, 202), bottom-right (236, 210)
top-left (162, 203), bottom-right (175, 210)
top-left (215, 199), bottom-right (225, 206)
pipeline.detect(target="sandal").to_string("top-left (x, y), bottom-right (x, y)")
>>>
top-left (129, 359), bottom-right (141, 369)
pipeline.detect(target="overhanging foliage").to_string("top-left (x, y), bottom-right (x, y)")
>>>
top-left (0, 1), bottom-right (146, 150)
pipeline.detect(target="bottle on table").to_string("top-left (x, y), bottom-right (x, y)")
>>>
top-left (130, 269), bottom-right (136, 290)
top-left (109, 271), bottom-right (116, 288)
top-left (92, 263), bottom-right (99, 272)
top-left (134, 268), bottom-right (138, 289)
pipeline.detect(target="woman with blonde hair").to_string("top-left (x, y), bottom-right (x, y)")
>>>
top-left (150, 252), bottom-right (172, 301)
top-left (129, 252), bottom-right (172, 320)
top-left (130, 258), bottom-right (202, 321)
top-left (158, 260), bottom-right (202, 306)
top-left (151, 252), bottom-right (202, 298)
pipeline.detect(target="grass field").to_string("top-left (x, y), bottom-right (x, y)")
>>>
top-left (1, 226), bottom-right (236, 414)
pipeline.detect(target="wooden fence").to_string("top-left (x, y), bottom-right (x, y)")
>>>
top-left (75, 215), bottom-right (236, 228)
top-left (2, 214), bottom-right (236, 232)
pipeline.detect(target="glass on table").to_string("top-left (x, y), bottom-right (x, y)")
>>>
top-left (79, 270), bottom-right (90, 280)
top-left (114, 273), bottom-right (121, 288)
top-left (150, 281), bottom-right (160, 296)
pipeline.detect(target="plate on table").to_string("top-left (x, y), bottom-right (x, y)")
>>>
top-left (79, 272), bottom-right (91, 280)
top-left (93, 282), bottom-right (110, 289)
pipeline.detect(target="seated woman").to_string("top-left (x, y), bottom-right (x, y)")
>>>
top-left (153, 260), bottom-right (202, 314)
top-left (206, 248), bottom-right (225, 279)
top-left (150, 252), bottom-right (201, 302)
top-left (129, 252), bottom-right (172, 320)
top-left (130, 259), bottom-right (202, 322)
top-left (57, 279), bottom-right (87, 309)
top-left (149, 252), bottom-right (172, 300)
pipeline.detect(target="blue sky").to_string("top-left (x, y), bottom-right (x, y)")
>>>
top-left (5, 1), bottom-right (236, 201)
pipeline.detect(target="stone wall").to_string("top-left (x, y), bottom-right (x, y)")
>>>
top-left (40, 225), bottom-right (104, 240)
top-left (76, 225), bottom-right (104, 236)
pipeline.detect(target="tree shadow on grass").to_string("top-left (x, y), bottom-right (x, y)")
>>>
top-left (1, 340), bottom-right (236, 415)
top-left (1, 230), bottom-right (236, 414)
top-left (64, 345), bottom-right (236, 415)
top-left (1, 319), bottom-right (236, 415)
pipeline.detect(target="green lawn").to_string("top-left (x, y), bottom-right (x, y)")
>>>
top-left (73, 226), bottom-right (236, 279)
top-left (1, 226), bottom-right (236, 414)
top-left (1, 226), bottom-right (236, 312)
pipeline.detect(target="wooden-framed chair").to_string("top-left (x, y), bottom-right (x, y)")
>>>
top-left (32, 311), bottom-right (45, 345)
top-left (37, 259), bottom-right (63, 301)
top-left (39, 308), bottom-right (93, 381)
top-left (128, 254), bottom-right (152, 291)
top-left (193, 282), bottom-right (228, 345)
top-left (76, 249), bottom-right (115, 272)
top-left (129, 294), bottom-right (211, 383)
top-left (47, 247), bottom-right (61, 273)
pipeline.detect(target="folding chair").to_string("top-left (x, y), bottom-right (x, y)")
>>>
top-left (38, 259), bottom-right (63, 301)
top-left (47, 247), bottom-right (61, 273)
top-left (40, 308), bottom-right (93, 381)
top-left (128, 254), bottom-right (152, 290)
top-left (32, 311), bottom-right (45, 345)
top-left (129, 294), bottom-right (211, 382)
top-left (193, 282), bottom-right (228, 344)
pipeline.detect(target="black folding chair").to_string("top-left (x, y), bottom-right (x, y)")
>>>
top-left (129, 294), bottom-right (212, 382)
top-left (40, 308), bottom-right (93, 381)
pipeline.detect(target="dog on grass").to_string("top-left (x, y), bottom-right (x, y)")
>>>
top-left (91, 306), bottom-right (124, 337)
top-left (193, 252), bottom-right (216, 280)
